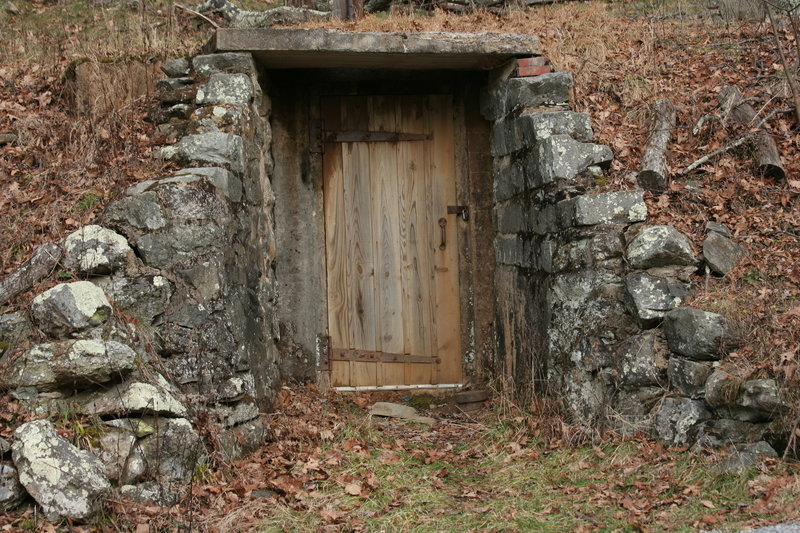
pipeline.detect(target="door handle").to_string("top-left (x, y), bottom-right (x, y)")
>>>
top-left (438, 217), bottom-right (447, 250)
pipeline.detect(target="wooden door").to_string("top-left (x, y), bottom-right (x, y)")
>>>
top-left (323, 94), bottom-right (462, 388)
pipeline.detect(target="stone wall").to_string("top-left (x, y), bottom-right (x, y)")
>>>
top-left (486, 69), bottom-right (786, 454)
top-left (0, 51), bottom-right (280, 516)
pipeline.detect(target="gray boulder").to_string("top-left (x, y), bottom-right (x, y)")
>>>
top-left (626, 225), bottom-right (696, 269)
top-left (518, 110), bottom-right (593, 142)
top-left (233, 6), bottom-right (329, 28)
top-left (172, 167), bottom-right (243, 202)
top-left (96, 275), bottom-right (172, 326)
top-left (616, 331), bottom-right (668, 389)
top-left (12, 420), bottom-right (110, 520)
top-left (157, 132), bottom-right (244, 174)
top-left (505, 72), bottom-right (572, 112)
top-left (667, 357), bottom-right (713, 397)
top-left (118, 481), bottom-right (182, 506)
top-left (82, 380), bottom-right (187, 418)
top-left (161, 57), bottom-right (191, 77)
top-left (192, 53), bottom-right (255, 76)
top-left (31, 281), bottom-right (111, 337)
top-left (104, 192), bottom-right (166, 231)
top-left (706, 221), bottom-right (732, 237)
top-left (0, 463), bottom-right (24, 511)
top-left (703, 230), bottom-right (746, 275)
top-left (559, 191), bottom-right (647, 227)
top-left (135, 223), bottom-right (226, 269)
top-left (0, 437), bottom-right (9, 455)
top-left (704, 371), bottom-right (785, 422)
top-left (62, 225), bottom-right (132, 275)
top-left (663, 308), bottom-right (733, 360)
top-left (653, 397), bottom-right (711, 446)
top-left (624, 272), bottom-right (689, 327)
top-left (196, 73), bottom-right (253, 106)
top-left (696, 418), bottom-right (771, 447)
top-left (610, 387), bottom-right (661, 436)
top-left (212, 401), bottom-right (259, 428)
top-left (104, 418), bottom-right (154, 438)
top-left (529, 135), bottom-right (612, 185)
top-left (218, 419), bottom-right (267, 462)
top-left (738, 379), bottom-right (788, 421)
top-left (0, 340), bottom-right (137, 391)
top-left (0, 311), bottom-right (30, 357)
top-left (94, 428), bottom-right (145, 484)
top-left (139, 418), bottom-right (207, 483)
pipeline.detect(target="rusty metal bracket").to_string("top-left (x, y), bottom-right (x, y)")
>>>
top-left (447, 205), bottom-right (469, 221)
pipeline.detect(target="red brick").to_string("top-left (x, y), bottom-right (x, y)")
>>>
top-left (516, 57), bottom-right (552, 77)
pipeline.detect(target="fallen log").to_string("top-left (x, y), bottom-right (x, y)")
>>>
top-left (0, 242), bottom-right (62, 306)
top-left (719, 85), bottom-right (786, 180)
top-left (637, 98), bottom-right (676, 192)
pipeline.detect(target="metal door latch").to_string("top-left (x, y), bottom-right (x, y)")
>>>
top-left (447, 205), bottom-right (469, 221)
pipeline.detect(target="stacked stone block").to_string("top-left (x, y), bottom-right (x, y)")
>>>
top-left (486, 70), bottom-right (781, 453)
top-left (0, 52), bottom-right (279, 518)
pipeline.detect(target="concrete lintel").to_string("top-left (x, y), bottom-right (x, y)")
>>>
top-left (213, 28), bottom-right (541, 70)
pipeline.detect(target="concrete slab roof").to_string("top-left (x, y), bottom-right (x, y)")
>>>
top-left (212, 28), bottom-right (541, 70)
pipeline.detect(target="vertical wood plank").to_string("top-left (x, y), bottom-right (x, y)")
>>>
top-left (342, 142), bottom-right (377, 352)
top-left (379, 363), bottom-right (405, 386)
top-left (427, 94), bottom-right (462, 384)
top-left (405, 363), bottom-right (432, 386)
top-left (397, 95), bottom-right (429, 359)
top-left (322, 97), bottom-right (350, 363)
top-left (368, 96), bottom-right (404, 357)
top-left (330, 360), bottom-right (350, 387)
top-left (350, 361), bottom-right (378, 387)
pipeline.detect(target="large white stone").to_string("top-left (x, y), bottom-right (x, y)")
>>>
top-left (83, 381), bottom-right (187, 418)
top-left (12, 420), bottom-right (110, 520)
top-left (31, 282), bottom-right (111, 336)
top-left (63, 225), bottom-right (132, 275)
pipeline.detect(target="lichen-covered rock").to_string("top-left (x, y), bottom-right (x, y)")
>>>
top-left (528, 135), bottom-right (612, 184)
top-left (737, 379), bottom-right (788, 421)
top-left (624, 272), bottom-right (689, 327)
top-left (233, 6), bottom-right (329, 28)
top-left (135, 223), bottom-right (226, 269)
top-left (0, 311), bottom-right (30, 357)
top-left (667, 357), bottom-right (713, 397)
top-left (96, 275), bottom-right (172, 326)
top-left (0, 463), bottom-right (24, 511)
top-left (155, 77), bottom-right (193, 92)
top-left (0, 438), bottom-right (10, 455)
top-left (94, 428), bottom-right (144, 484)
top-left (616, 331), bottom-right (668, 389)
top-left (505, 72), bottom-right (572, 112)
top-left (12, 420), bottom-right (110, 520)
top-left (104, 418), bottom-right (154, 438)
top-left (696, 418), bottom-right (772, 447)
top-left (161, 57), bottom-right (191, 77)
top-left (172, 167), bottom-right (243, 202)
top-left (62, 225), bottom-right (132, 275)
top-left (104, 192), bottom-right (167, 231)
top-left (213, 401), bottom-right (259, 428)
top-left (83, 381), bottom-right (187, 418)
top-left (609, 386), bottom-right (661, 436)
top-left (653, 397), bottom-right (711, 446)
top-left (157, 132), bottom-right (244, 174)
top-left (218, 419), bottom-right (267, 462)
top-left (139, 418), bottom-right (207, 483)
top-left (196, 73), bottom-right (253, 106)
top-left (31, 281), bottom-right (111, 336)
top-left (626, 225), bottom-right (696, 269)
top-left (559, 191), bottom-right (647, 227)
top-left (0, 340), bottom-right (137, 391)
top-left (703, 230), bottom-right (746, 275)
top-left (518, 110), bottom-right (593, 142)
top-left (216, 375), bottom-right (251, 403)
top-left (705, 369), bottom-right (740, 408)
top-left (663, 308), bottom-right (732, 360)
top-left (192, 52), bottom-right (255, 76)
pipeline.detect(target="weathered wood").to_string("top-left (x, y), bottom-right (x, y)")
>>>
top-left (324, 131), bottom-right (431, 143)
top-left (427, 94), bottom-right (462, 385)
top-left (637, 98), bottom-right (676, 192)
top-left (323, 94), bottom-right (461, 388)
top-left (0, 242), bottom-right (62, 306)
top-left (330, 348), bottom-right (437, 364)
top-left (322, 98), bottom-right (349, 351)
top-left (719, 86), bottom-right (786, 180)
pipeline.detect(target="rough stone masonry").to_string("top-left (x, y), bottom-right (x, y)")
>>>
top-left (0, 41), bottom-right (782, 520)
